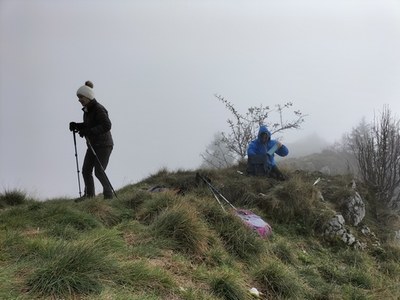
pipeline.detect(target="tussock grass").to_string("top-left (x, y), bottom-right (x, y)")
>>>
top-left (318, 263), bottom-right (346, 285)
top-left (116, 261), bottom-right (174, 294)
top-left (142, 168), bottom-right (199, 192)
top-left (270, 239), bottom-right (298, 264)
top-left (0, 189), bottom-right (27, 207)
top-left (81, 198), bottom-right (121, 226)
top-left (0, 207), bottom-right (30, 230)
top-left (263, 175), bottom-right (333, 234)
top-left (114, 188), bottom-right (152, 211)
top-left (35, 204), bottom-right (103, 240)
top-left (254, 259), bottom-right (306, 299)
top-left (347, 268), bottom-right (373, 289)
top-left (370, 242), bottom-right (400, 263)
top-left (380, 261), bottom-right (400, 277)
top-left (116, 220), bottom-right (169, 259)
top-left (318, 174), bottom-right (356, 204)
top-left (338, 248), bottom-right (370, 268)
top-left (318, 262), bottom-right (373, 289)
top-left (209, 271), bottom-right (248, 300)
top-left (26, 236), bottom-right (118, 298)
top-left (151, 201), bottom-right (210, 255)
top-left (48, 223), bottom-right (78, 240)
top-left (0, 201), bottom-right (102, 235)
top-left (44, 203), bottom-right (103, 232)
top-left (205, 247), bottom-right (234, 268)
top-left (299, 266), bottom-right (330, 297)
top-left (215, 212), bottom-right (265, 261)
top-left (1, 231), bottom-right (48, 261)
top-left (137, 192), bottom-right (180, 224)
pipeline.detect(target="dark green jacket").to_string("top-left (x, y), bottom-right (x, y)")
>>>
top-left (81, 99), bottom-right (114, 147)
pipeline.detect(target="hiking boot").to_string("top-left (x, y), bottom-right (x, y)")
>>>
top-left (103, 194), bottom-right (113, 200)
top-left (74, 194), bottom-right (94, 203)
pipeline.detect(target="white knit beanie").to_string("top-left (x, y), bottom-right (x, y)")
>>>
top-left (76, 84), bottom-right (95, 100)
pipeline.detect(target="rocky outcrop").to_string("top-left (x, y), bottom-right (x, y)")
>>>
top-left (342, 192), bottom-right (366, 226)
top-left (324, 214), bottom-right (356, 245)
top-left (324, 214), bottom-right (366, 249)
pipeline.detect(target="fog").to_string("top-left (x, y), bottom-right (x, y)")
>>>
top-left (1, 0), bottom-right (400, 199)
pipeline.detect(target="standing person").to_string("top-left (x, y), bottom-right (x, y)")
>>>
top-left (247, 125), bottom-right (289, 180)
top-left (69, 81), bottom-right (114, 200)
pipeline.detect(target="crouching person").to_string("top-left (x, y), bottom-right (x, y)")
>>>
top-left (247, 125), bottom-right (288, 181)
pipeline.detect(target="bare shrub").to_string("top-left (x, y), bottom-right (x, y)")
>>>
top-left (347, 106), bottom-right (400, 211)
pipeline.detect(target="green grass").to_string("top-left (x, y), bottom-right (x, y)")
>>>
top-left (254, 259), bottom-right (306, 299)
top-left (81, 198), bottom-right (122, 226)
top-left (0, 166), bottom-right (400, 299)
top-left (209, 271), bottom-right (249, 300)
top-left (0, 189), bottom-right (27, 207)
top-left (115, 261), bottom-right (175, 294)
top-left (26, 237), bottom-right (118, 297)
top-left (151, 201), bottom-right (211, 256)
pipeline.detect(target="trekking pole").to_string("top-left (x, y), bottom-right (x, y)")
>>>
top-left (197, 173), bottom-right (236, 210)
top-left (85, 137), bottom-right (118, 199)
top-left (204, 178), bottom-right (226, 212)
top-left (72, 130), bottom-right (82, 197)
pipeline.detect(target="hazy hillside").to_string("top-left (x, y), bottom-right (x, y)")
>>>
top-left (1, 166), bottom-right (399, 299)
top-left (280, 133), bottom-right (358, 176)
top-left (280, 149), bottom-right (358, 176)
top-left (284, 133), bottom-right (330, 158)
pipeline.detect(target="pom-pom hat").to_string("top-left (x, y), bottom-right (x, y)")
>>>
top-left (76, 81), bottom-right (95, 100)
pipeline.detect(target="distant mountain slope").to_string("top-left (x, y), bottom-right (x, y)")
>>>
top-left (280, 149), bottom-right (357, 175)
top-left (284, 133), bottom-right (330, 158)
top-left (279, 133), bottom-right (357, 175)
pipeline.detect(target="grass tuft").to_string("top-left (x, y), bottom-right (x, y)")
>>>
top-left (137, 192), bottom-right (179, 224)
top-left (0, 189), bottom-right (27, 206)
top-left (209, 272), bottom-right (248, 300)
top-left (44, 204), bottom-right (102, 232)
top-left (263, 175), bottom-right (333, 234)
top-left (116, 261), bottom-right (174, 294)
top-left (115, 188), bottom-right (152, 210)
top-left (151, 202), bottom-right (210, 255)
top-left (26, 237), bottom-right (117, 298)
top-left (81, 198), bottom-right (121, 226)
top-left (254, 259), bottom-right (304, 299)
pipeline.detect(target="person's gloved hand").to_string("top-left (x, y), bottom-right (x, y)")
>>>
top-left (69, 122), bottom-right (77, 132)
top-left (69, 122), bottom-right (85, 132)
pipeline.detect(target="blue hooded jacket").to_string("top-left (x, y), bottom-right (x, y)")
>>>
top-left (247, 126), bottom-right (289, 171)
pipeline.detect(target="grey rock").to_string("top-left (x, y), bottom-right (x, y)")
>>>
top-left (324, 214), bottom-right (359, 247)
top-left (342, 192), bottom-right (366, 226)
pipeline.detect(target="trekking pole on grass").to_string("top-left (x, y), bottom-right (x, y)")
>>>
top-left (197, 173), bottom-right (236, 210)
top-left (201, 176), bottom-right (226, 212)
top-left (85, 137), bottom-right (118, 199)
top-left (72, 130), bottom-right (82, 197)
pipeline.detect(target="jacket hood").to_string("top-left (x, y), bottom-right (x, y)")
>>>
top-left (258, 125), bottom-right (271, 139)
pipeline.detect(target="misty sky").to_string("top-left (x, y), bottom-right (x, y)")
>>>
top-left (1, 0), bottom-right (400, 200)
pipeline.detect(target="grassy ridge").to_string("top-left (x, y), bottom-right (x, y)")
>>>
top-left (0, 167), bottom-right (399, 299)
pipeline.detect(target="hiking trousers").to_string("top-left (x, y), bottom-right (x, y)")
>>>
top-left (82, 146), bottom-right (113, 198)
